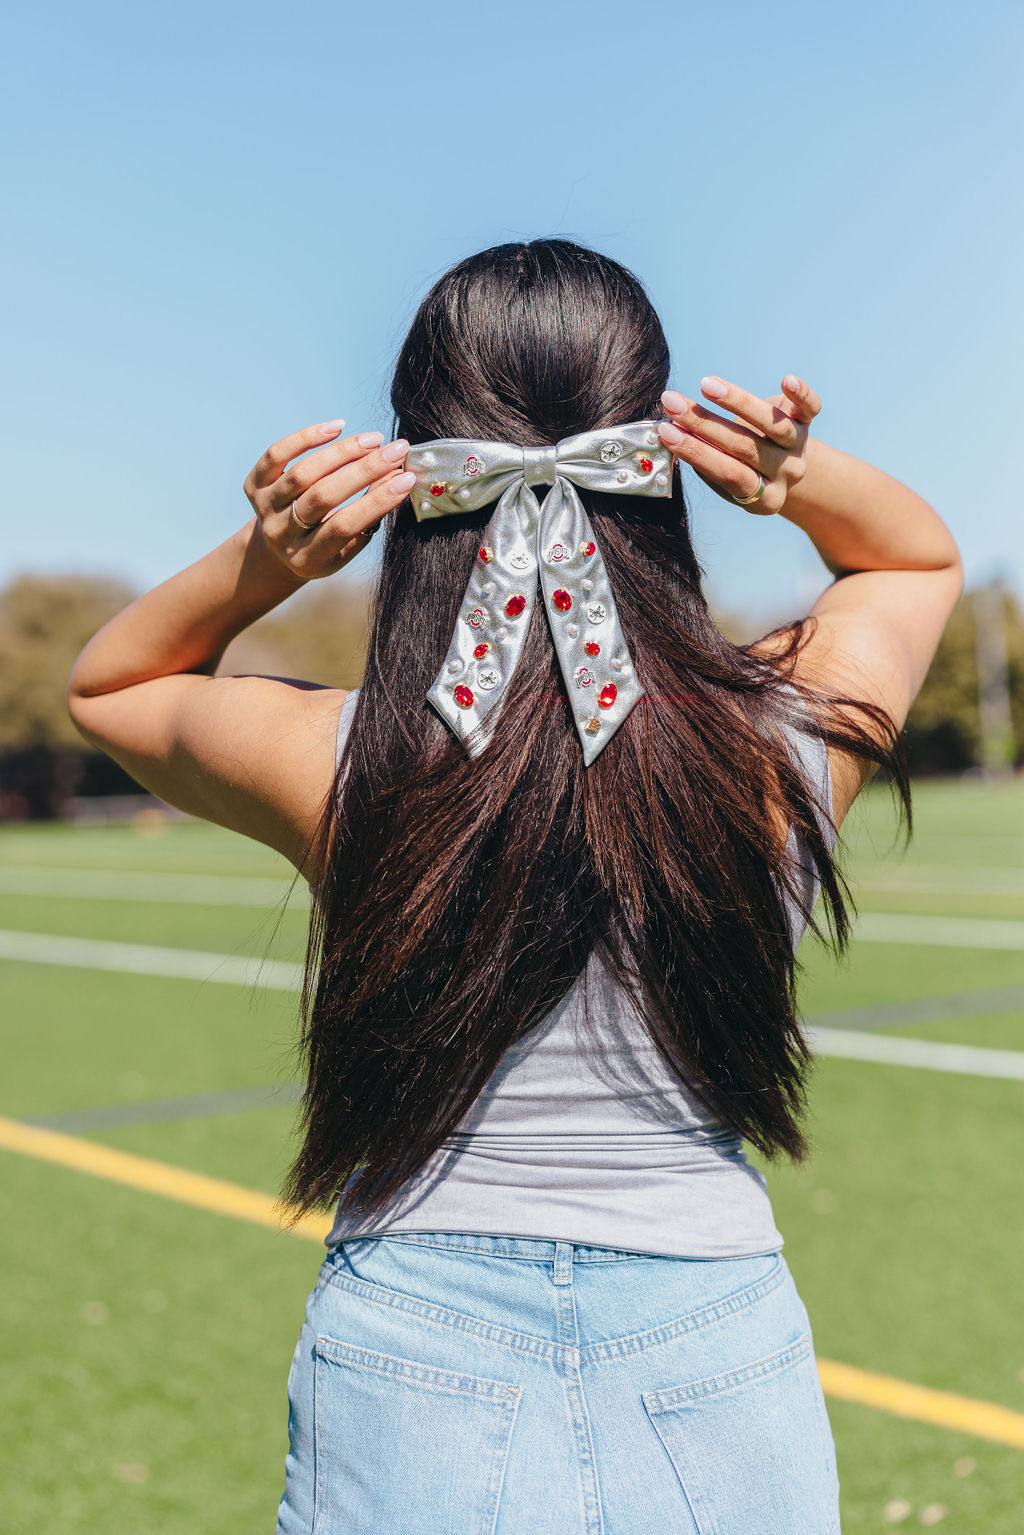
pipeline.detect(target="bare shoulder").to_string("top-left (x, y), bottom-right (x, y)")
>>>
top-left (749, 563), bottom-right (962, 829)
top-left (70, 671), bottom-right (351, 876)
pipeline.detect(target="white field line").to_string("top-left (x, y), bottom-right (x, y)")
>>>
top-left (807, 1027), bottom-right (1024, 1080)
top-left (853, 866), bottom-right (1024, 898)
top-left (1, 929), bottom-right (1022, 1082)
top-left (853, 913), bottom-right (1024, 950)
top-left (0, 929), bottom-right (303, 991)
top-left (0, 866), bottom-right (304, 907)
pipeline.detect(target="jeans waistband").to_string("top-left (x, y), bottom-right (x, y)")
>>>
top-left (339, 1230), bottom-right (702, 1264)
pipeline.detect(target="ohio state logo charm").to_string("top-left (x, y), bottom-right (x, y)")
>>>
top-left (574, 666), bottom-right (596, 688)
top-left (547, 542), bottom-right (569, 563)
top-left (465, 607), bottom-right (486, 629)
top-left (462, 455), bottom-right (483, 477)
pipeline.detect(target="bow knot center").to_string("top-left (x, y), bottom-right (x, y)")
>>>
top-left (521, 445), bottom-right (559, 487)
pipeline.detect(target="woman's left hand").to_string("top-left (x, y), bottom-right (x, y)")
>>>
top-left (657, 375), bottom-right (822, 516)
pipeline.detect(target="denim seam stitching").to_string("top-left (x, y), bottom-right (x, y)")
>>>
top-left (643, 1330), bottom-right (813, 1410)
top-left (321, 1252), bottom-right (785, 1365)
top-left (583, 1255), bottom-right (787, 1365)
top-left (361, 1235), bottom-right (642, 1262)
top-left (314, 1334), bottom-right (522, 1402)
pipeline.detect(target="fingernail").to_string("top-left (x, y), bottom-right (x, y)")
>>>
top-left (700, 376), bottom-right (727, 398)
top-left (389, 471), bottom-right (415, 494)
top-left (381, 438), bottom-right (409, 463)
top-left (658, 421), bottom-right (685, 446)
top-left (784, 375), bottom-right (800, 393)
top-left (319, 419), bottom-right (345, 436)
top-left (661, 390), bottom-right (687, 414)
top-left (357, 431), bottom-right (384, 449)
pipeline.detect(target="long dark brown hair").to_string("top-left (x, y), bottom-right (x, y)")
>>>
top-left (278, 238), bottom-right (909, 1225)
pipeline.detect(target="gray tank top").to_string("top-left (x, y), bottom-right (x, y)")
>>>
top-left (322, 687), bottom-right (834, 1259)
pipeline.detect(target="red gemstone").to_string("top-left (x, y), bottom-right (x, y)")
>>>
top-left (582, 540), bottom-right (596, 556)
top-left (585, 641), bottom-right (600, 656)
top-left (505, 594), bottom-right (526, 618)
top-left (478, 546), bottom-right (493, 563)
top-left (473, 642), bottom-right (489, 659)
top-left (598, 682), bottom-right (617, 709)
top-left (552, 589), bottom-right (572, 612)
top-left (639, 457), bottom-right (653, 473)
top-left (430, 483), bottom-right (446, 497)
top-left (454, 684), bottom-right (474, 709)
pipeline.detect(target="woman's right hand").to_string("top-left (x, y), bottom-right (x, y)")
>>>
top-left (244, 420), bottom-right (416, 581)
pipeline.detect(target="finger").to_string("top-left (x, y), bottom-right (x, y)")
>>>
top-left (659, 394), bottom-right (789, 472)
top-left (694, 377), bottom-right (806, 450)
top-left (244, 418), bottom-right (347, 494)
top-left (781, 374), bottom-right (822, 424)
top-left (281, 439), bottom-right (410, 528)
top-left (656, 428), bottom-right (779, 513)
top-left (270, 429), bottom-right (386, 507)
top-left (292, 469), bottom-right (414, 545)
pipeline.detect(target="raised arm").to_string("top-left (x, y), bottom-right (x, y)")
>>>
top-left (657, 376), bottom-right (963, 825)
top-left (67, 422), bottom-right (415, 876)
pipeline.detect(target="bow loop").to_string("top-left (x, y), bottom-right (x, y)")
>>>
top-left (404, 420), bottom-right (672, 764)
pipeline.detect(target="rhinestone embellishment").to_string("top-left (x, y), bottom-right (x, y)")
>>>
top-left (454, 684), bottom-right (474, 708)
top-left (473, 642), bottom-right (489, 659)
top-left (639, 457), bottom-right (654, 474)
top-left (465, 607), bottom-right (486, 629)
top-left (462, 455), bottom-right (483, 476)
top-left (552, 589), bottom-right (572, 612)
top-left (586, 601), bottom-right (607, 624)
top-left (574, 666), bottom-right (596, 688)
top-left (585, 641), bottom-right (600, 656)
top-left (581, 540), bottom-right (596, 556)
top-left (479, 545), bottom-right (493, 563)
top-left (430, 483), bottom-right (446, 497)
top-left (584, 716), bottom-right (601, 735)
top-left (505, 594), bottom-right (526, 618)
top-left (477, 666), bottom-right (500, 690)
top-left (600, 442), bottom-right (623, 463)
top-left (598, 682), bottom-right (617, 708)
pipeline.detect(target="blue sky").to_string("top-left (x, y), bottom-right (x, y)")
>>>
top-left (2, 0), bottom-right (1021, 626)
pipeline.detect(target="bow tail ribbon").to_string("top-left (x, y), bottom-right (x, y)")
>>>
top-left (426, 477), bottom-right (643, 765)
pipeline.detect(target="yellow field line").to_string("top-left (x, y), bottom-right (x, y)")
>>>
top-left (0, 1114), bottom-right (330, 1244)
top-left (2, 1112), bottom-right (1023, 1450)
top-left (817, 1359), bottom-right (1024, 1449)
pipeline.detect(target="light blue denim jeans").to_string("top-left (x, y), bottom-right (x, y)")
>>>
top-left (276, 1232), bottom-right (840, 1535)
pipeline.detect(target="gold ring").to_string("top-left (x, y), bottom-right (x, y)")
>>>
top-left (731, 474), bottom-right (767, 506)
top-left (289, 501), bottom-right (318, 532)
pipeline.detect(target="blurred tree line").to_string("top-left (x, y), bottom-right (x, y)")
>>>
top-left (0, 571), bottom-right (1020, 818)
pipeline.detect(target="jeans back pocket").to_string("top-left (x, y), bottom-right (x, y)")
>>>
top-left (641, 1331), bottom-right (840, 1535)
top-left (313, 1333), bottom-right (521, 1535)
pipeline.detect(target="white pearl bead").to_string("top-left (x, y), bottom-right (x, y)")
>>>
top-left (616, 470), bottom-right (628, 483)
top-left (581, 579), bottom-right (593, 593)
top-left (566, 622), bottom-right (579, 638)
top-left (447, 660), bottom-right (461, 675)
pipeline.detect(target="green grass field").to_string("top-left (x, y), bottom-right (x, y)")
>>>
top-left (1, 778), bottom-right (1023, 1533)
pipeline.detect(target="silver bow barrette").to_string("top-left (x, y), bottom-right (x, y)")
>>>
top-left (406, 420), bottom-right (673, 765)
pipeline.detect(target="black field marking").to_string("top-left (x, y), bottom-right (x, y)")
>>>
top-left (805, 985), bottom-right (1024, 1034)
top-left (24, 1081), bottom-right (304, 1133)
